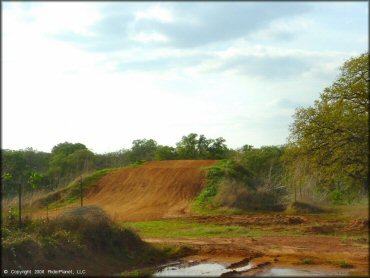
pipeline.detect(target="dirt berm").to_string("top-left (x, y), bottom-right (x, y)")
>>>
top-left (84, 160), bottom-right (218, 221)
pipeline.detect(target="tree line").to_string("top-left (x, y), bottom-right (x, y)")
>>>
top-left (2, 53), bottom-right (368, 204)
top-left (1, 133), bottom-right (231, 196)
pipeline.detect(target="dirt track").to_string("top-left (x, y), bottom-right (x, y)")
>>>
top-left (85, 160), bottom-right (218, 221)
top-left (26, 160), bottom-right (368, 275)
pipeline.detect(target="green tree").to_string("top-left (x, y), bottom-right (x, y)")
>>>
top-left (287, 53), bottom-right (369, 198)
top-left (176, 133), bottom-right (230, 159)
top-left (1, 149), bottom-right (50, 196)
top-left (48, 142), bottom-right (95, 187)
top-left (197, 135), bottom-right (212, 158)
top-left (154, 145), bottom-right (178, 160)
top-left (51, 142), bottom-right (87, 156)
top-left (176, 133), bottom-right (198, 159)
top-left (128, 139), bottom-right (158, 162)
top-left (208, 137), bottom-right (229, 159)
top-left (240, 145), bottom-right (285, 187)
top-left (95, 149), bottom-right (130, 169)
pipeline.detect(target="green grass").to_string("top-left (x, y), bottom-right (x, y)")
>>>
top-left (127, 160), bottom-right (146, 168)
top-left (338, 260), bottom-right (353, 269)
top-left (192, 161), bottom-right (227, 212)
top-left (122, 219), bottom-right (303, 238)
top-left (303, 258), bottom-right (314, 264)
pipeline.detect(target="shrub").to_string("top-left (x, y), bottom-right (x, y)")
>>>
top-left (2, 206), bottom-right (163, 274)
top-left (214, 179), bottom-right (287, 211)
top-left (330, 189), bottom-right (346, 205)
top-left (290, 201), bottom-right (326, 214)
top-left (195, 160), bottom-right (287, 212)
top-left (47, 206), bottom-right (144, 255)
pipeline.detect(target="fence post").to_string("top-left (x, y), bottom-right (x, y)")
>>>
top-left (80, 176), bottom-right (83, 207)
top-left (46, 204), bottom-right (49, 221)
top-left (18, 183), bottom-right (22, 229)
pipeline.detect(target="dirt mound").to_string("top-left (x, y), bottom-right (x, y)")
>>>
top-left (85, 160), bottom-right (218, 221)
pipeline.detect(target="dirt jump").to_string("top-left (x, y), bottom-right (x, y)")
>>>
top-left (84, 160), bottom-right (218, 221)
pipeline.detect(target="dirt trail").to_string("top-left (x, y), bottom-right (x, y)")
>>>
top-left (84, 160), bottom-right (218, 221)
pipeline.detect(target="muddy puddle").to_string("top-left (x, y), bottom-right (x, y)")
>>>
top-left (153, 261), bottom-right (341, 277)
top-left (154, 262), bottom-right (228, 276)
top-left (154, 261), bottom-right (253, 276)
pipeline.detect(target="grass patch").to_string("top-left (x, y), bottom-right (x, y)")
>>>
top-left (127, 160), bottom-right (146, 168)
top-left (193, 160), bottom-right (228, 212)
top-left (338, 260), bottom-right (353, 269)
top-left (121, 269), bottom-right (153, 277)
top-left (341, 235), bottom-right (368, 242)
top-left (122, 219), bottom-right (303, 238)
top-left (302, 258), bottom-right (314, 264)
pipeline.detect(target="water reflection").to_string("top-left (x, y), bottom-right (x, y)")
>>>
top-left (261, 267), bottom-right (333, 276)
top-left (153, 262), bottom-right (336, 277)
top-left (154, 262), bottom-right (228, 276)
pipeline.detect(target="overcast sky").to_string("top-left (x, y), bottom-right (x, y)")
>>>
top-left (2, 2), bottom-right (368, 153)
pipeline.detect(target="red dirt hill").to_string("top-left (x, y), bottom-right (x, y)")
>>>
top-left (84, 160), bottom-right (219, 221)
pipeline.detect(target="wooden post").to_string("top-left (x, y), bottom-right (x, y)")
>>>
top-left (294, 184), bottom-right (297, 202)
top-left (46, 204), bottom-right (49, 221)
top-left (80, 176), bottom-right (83, 207)
top-left (18, 183), bottom-right (22, 229)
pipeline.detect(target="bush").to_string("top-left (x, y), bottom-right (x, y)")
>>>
top-left (290, 201), bottom-right (326, 214)
top-left (329, 189), bottom-right (345, 205)
top-left (46, 206), bottom-right (144, 255)
top-left (2, 206), bottom-right (164, 274)
top-left (195, 160), bottom-right (287, 212)
top-left (214, 179), bottom-right (287, 211)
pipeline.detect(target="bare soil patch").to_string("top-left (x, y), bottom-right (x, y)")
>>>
top-left (84, 160), bottom-right (218, 221)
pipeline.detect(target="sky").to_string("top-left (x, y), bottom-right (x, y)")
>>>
top-left (2, 2), bottom-right (368, 154)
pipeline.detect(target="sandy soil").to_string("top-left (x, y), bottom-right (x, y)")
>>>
top-left (84, 160), bottom-right (218, 221)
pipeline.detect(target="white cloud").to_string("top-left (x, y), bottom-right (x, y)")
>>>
top-left (28, 3), bottom-right (102, 36)
top-left (135, 5), bottom-right (174, 23)
top-left (130, 32), bottom-right (169, 43)
top-left (250, 17), bottom-right (314, 41)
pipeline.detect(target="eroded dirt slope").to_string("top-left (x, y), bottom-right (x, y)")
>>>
top-left (85, 160), bottom-right (218, 221)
